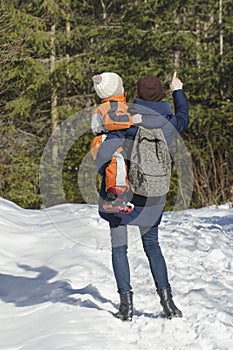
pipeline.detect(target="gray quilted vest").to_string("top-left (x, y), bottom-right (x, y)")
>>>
top-left (128, 126), bottom-right (171, 197)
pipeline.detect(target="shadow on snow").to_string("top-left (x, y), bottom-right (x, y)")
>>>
top-left (0, 264), bottom-right (161, 319)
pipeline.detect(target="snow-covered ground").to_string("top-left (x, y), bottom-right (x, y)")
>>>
top-left (0, 197), bottom-right (232, 350)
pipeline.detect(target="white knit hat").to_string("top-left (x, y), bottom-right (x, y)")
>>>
top-left (92, 72), bottom-right (124, 99)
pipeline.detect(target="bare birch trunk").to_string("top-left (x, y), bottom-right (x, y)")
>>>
top-left (174, 13), bottom-right (180, 67)
top-left (219, 0), bottom-right (223, 56)
top-left (50, 22), bottom-right (58, 163)
top-left (195, 15), bottom-right (201, 69)
top-left (66, 12), bottom-right (71, 74)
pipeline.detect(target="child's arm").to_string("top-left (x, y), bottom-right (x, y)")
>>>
top-left (131, 106), bottom-right (168, 129)
top-left (101, 102), bottom-right (141, 131)
top-left (91, 111), bottom-right (107, 135)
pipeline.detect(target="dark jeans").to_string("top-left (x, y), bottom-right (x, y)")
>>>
top-left (110, 225), bottom-right (171, 294)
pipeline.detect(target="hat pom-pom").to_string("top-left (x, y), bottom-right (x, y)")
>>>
top-left (92, 75), bottom-right (102, 84)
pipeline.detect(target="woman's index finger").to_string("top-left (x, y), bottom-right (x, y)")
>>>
top-left (172, 71), bottom-right (177, 80)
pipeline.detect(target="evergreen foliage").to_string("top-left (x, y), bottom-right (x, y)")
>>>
top-left (0, 0), bottom-right (232, 209)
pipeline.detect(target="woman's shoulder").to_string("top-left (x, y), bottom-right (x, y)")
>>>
top-left (132, 98), bottom-right (173, 117)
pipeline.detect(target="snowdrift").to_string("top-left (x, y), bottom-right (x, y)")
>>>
top-left (0, 197), bottom-right (232, 350)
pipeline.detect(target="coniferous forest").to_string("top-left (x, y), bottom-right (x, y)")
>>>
top-left (0, 0), bottom-right (232, 209)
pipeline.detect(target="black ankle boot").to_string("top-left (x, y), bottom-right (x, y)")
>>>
top-left (115, 291), bottom-right (133, 321)
top-left (158, 288), bottom-right (182, 319)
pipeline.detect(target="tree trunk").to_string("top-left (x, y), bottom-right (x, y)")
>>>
top-left (50, 22), bottom-right (58, 163)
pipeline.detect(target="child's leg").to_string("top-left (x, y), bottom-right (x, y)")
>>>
top-left (90, 134), bottom-right (106, 160)
top-left (104, 153), bottom-right (133, 213)
top-left (91, 135), bottom-right (132, 213)
top-left (91, 135), bottom-right (128, 194)
top-left (106, 151), bottom-right (128, 194)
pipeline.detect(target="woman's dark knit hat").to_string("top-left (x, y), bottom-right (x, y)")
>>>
top-left (137, 76), bottom-right (164, 102)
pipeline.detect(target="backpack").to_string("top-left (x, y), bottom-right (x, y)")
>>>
top-left (128, 126), bottom-right (171, 197)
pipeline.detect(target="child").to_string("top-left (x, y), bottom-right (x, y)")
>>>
top-left (91, 72), bottom-right (140, 214)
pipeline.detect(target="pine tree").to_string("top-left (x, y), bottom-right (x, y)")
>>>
top-left (0, 0), bottom-right (232, 208)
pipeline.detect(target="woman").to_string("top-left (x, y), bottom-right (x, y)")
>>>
top-left (95, 71), bottom-right (189, 321)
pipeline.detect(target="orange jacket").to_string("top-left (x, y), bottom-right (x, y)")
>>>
top-left (91, 94), bottom-right (133, 135)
